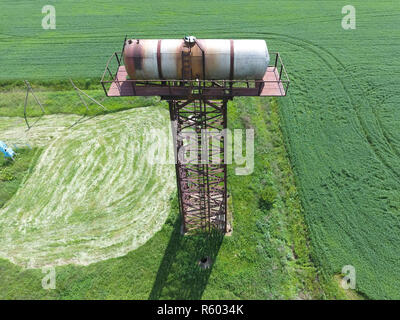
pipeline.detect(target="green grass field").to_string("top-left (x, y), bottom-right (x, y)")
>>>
top-left (1, 0), bottom-right (399, 299)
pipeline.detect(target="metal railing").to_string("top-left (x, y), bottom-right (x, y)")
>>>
top-left (100, 51), bottom-right (290, 97)
top-left (271, 51), bottom-right (290, 96)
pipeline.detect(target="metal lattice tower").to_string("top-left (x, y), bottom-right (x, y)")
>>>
top-left (169, 98), bottom-right (228, 233)
top-left (101, 36), bottom-right (289, 234)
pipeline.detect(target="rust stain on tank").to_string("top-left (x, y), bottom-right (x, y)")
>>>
top-left (132, 40), bottom-right (144, 70)
top-left (123, 39), bottom-right (144, 79)
top-left (175, 40), bottom-right (184, 79)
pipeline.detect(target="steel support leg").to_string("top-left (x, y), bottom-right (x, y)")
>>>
top-left (169, 98), bottom-right (228, 234)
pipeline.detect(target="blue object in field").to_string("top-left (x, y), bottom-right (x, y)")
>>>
top-left (0, 141), bottom-right (15, 159)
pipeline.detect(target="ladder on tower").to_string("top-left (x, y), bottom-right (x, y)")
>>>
top-left (181, 46), bottom-right (192, 81)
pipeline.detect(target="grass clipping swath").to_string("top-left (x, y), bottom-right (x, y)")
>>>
top-left (0, 107), bottom-right (176, 268)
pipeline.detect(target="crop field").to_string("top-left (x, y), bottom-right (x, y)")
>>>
top-left (0, 0), bottom-right (399, 299)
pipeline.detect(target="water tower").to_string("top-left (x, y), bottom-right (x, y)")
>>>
top-left (101, 36), bottom-right (289, 234)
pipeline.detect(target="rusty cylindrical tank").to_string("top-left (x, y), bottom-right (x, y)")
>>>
top-left (123, 38), bottom-right (269, 80)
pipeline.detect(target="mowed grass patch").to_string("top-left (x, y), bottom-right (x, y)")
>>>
top-left (0, 107), bottom-right (176, 268)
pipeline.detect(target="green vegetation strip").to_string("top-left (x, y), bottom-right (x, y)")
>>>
top-left (0, 88), bottom-right (159, 118)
